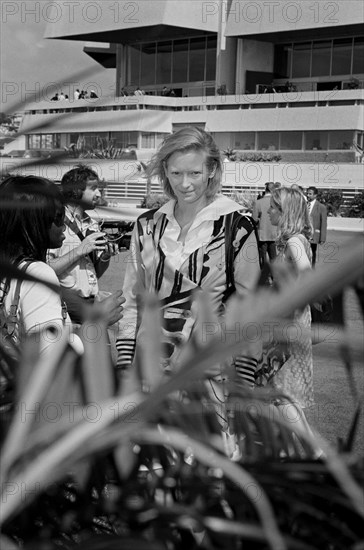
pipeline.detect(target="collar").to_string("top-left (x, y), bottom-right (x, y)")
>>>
top-left (158, 194), bottom-right (242, 223)
top-left (66, 204), bottom-right (91, 224)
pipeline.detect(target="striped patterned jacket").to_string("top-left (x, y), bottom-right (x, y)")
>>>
top-left (116, 195), bottom-right (261, 384)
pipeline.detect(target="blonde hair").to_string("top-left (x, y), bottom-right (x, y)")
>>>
top-left (271, 187), bottom-right (313, 249)
top-left (146, 126), bottom-right (222, 200)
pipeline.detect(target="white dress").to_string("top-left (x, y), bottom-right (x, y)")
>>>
top-left (256, 234), bottom-right (314, 408)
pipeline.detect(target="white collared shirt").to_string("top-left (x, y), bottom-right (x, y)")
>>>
top-left (47, 206), bottom-right (99, 297)
top-left (157, 194), bottom-right (242, 271)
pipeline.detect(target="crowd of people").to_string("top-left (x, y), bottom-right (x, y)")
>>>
top-left (1, 127), bottom-right (329, 456)
top-left (50, 89), bottom-right (99, 101)
top-left (253, 182), bottom-right (327, 269)
top-left (119, 86), bottom-right (179, 97)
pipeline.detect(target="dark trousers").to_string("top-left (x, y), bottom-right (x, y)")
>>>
top-left (259, 241), bottom-right (277, 265)
top-left (258, 241), bottom-right (277, 284)
top-left (310, 243), bottom-right (318, 267)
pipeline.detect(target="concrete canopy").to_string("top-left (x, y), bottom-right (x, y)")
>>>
top-left (224, 0), bottom-right (364, 39)
top-left (44, 0), bottom-right (219, 43)
top-left (83, 44), bottom-right (117, 68)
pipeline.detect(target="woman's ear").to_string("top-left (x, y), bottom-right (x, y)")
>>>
top-left (209, 163), bottom-right (217, 179)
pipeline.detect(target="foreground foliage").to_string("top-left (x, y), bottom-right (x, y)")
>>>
top-left (0, 232), bottom-right (363, 550)
top-left (1, 71), bottom-right (363, 550)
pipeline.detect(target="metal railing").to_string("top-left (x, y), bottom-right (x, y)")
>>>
top-left (104, 179), bottom-right (362, 207)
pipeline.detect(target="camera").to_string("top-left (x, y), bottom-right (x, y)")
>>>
top-left (100, 221), bottom-right (134, 250)
top-left (117, 233), bottom-right (132, 250)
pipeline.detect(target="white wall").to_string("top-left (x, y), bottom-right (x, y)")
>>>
top-left (226, 1), bottom-right (364, 36)
top-left (2, 135), bottom-right (26, 154)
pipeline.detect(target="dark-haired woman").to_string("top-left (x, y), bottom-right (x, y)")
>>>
top-left (0, 175), bottom-right (73, 358)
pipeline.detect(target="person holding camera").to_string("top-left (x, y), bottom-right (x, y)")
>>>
top-left (47, 165), bottom-right (124, 325)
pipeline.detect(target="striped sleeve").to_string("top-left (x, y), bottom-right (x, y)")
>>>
top-left (115, 338), bottom-right (136, 370)
top-left (234, 355), bottom-right (258, 388)
top-left (115, 219), bottom-right (145, 370)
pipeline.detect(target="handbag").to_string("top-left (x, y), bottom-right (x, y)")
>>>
top-left (0, 262), bottom-right (32, 412)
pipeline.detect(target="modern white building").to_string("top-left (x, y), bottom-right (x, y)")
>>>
top-left (13, 0), bottom-right (364, 197)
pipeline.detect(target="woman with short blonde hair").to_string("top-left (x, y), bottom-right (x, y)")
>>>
top-left (116, 127), bottom-right (262, 408)
top-left (147, 126), bottom-right (222, 201)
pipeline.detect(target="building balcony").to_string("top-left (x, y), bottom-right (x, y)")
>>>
top-left (20, 89), bottom-right (364, 135)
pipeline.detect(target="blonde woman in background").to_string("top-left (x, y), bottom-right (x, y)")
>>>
top-left (267, 186), bottom-right (315, 436)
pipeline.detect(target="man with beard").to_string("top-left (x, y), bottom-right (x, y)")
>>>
top-left (48, 165), bottom-right (123, 324)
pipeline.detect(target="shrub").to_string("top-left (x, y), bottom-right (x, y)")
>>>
top-left (140, 193), bottom-right (169, 209)
top-left (238, 151), bottom-right (282, 162)
top-left (345, 191), bottom-right (364, 218)
top-left (222, 147), bottom-right (238, 161)
top-left (319, 189), bottom-right (343, 216)
top-left (64, 137), bottom-right (130, 159)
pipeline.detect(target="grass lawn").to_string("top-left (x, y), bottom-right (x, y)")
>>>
top-left (100, 230), bottom-right (364, 456)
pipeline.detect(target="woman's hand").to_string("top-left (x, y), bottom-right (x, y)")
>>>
top-left (95, 290), bottom-right (125, 326)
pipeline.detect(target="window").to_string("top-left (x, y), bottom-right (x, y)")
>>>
top-left (357, 132), bottom-right (364, 149)
top-left (83, 133), bottom-right (109, 149)
top-left (312, 41), bottom-right (331, 77)
top-left (127, 36), bottom-right (216, 89)
top-left (28, 135), bottom-right (40, 148)
top-left (292, 43), bottom-right (311, 78)
top-left (41, 135), bottom-right (52, 149)
top-left (274, 37), bottom-right (363, 80)
top-left (274, 44), bottom-right (291, 78)
top-left (141, 133), bottom-right (155, 148)
top-left (328, 130), bottom-right (353, 150)
top-left (155, 133), bottom-right (166, 148)
top-left (290, 102), bottom-right (316, 107)
top-left (353, 37), bottom-right (364, 74)
top-left (332, 38), bottom-right (352, 75)
top-left (211, 132), bottom-right (232, 150)
top-left (128, 44), bottom-right (140, 87)
top-left (141, 132), bottom-right (166, 148)
top-left (234, 132), bottom-right (255, 150)
top-left (28, 134), bottom-right (60, 149)
top-left (305, 131), bottom-right (328, 150)
top-left (172, 39), bottom-right (188, 83)
top-left (257, 132), bottom-right (279, 151)
top-left (250, 103), bottom-right (276, 109)
top-left (140, 43), bottom-right (156, 86)
top-left (156, 41), bottom-right (172, 85)
top-left (189, 38), bottom-right (206, 81)
top-left (280, 131), bottom-right (302, 150)
top-left (110, 132), bottom-right (138, 149)
top-left (205, 36), bottom-right (217, 80)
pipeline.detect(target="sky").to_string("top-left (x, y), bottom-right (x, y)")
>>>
top-left (0, 0), bottom-right (116, 113)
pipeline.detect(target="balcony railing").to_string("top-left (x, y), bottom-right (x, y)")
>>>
top-left (258, 79), bottom-right (364, 94)
top-left (24, 88), bottom-right (364, 116)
